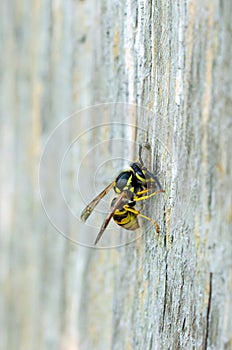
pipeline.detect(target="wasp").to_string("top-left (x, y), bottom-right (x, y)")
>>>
top-left (81, 145), bottom-right (165, 245)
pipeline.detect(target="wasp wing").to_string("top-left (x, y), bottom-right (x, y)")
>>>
top-left (81, 181), bottom-right (115, 222)
top-left (94, 192), bottom-right (127, 245)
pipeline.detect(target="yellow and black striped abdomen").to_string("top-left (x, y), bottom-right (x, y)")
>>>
top-left (113, 208), bottom-right (139, 230)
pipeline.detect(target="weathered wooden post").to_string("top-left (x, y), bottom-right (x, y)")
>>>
top-left (0, 1), bottom-right (231, 349)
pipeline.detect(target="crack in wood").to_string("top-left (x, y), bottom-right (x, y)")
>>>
top-left (149, 334), bottom-right (153, 350)
top-left (204, 272), bottom-right (213, 350)
top-left (161, 258), bottom-right (168, 333)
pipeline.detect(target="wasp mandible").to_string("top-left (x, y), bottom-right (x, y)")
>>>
top-left (81, 145), bottom-right (165, 245)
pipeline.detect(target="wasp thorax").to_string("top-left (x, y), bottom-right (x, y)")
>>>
top-left (114, 171), bottom-right (134, 192)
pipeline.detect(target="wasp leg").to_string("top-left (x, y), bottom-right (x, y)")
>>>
top-left (124, 205), bottom-right (160, 237)
top-left (136, 189), bottom-right (150, 195)
top-left (134, 189), bottom-right (165, 202)
top-left (136, 187), bottom-right (164, 196)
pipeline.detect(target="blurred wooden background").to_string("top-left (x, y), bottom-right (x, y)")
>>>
top-left (0, 1), bottom-right (232, 349)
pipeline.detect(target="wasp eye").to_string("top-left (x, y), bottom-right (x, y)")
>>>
top-left (137, 168), bottom-right (144, 177)
top-left (131, 163), bottom-right (145, 179)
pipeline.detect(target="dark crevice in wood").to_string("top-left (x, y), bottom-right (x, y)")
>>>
top-left (204, 272), bottom-right (213, 350)
top-left (207, 171), bottom-right (213, 214)
top-left (177, 272), bottom-right (184, 329)
top-left (161, 201), bottom-right (168, 334)
top-left (182, 317), bottom-right (186, 331)
top-left (149, 334), bottom-right (153, 350)
top-left (161, 257), bottom-right (168, 333)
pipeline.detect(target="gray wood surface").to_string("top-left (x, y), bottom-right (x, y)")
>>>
top-left (0, 1), bottom-right (231, 349)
